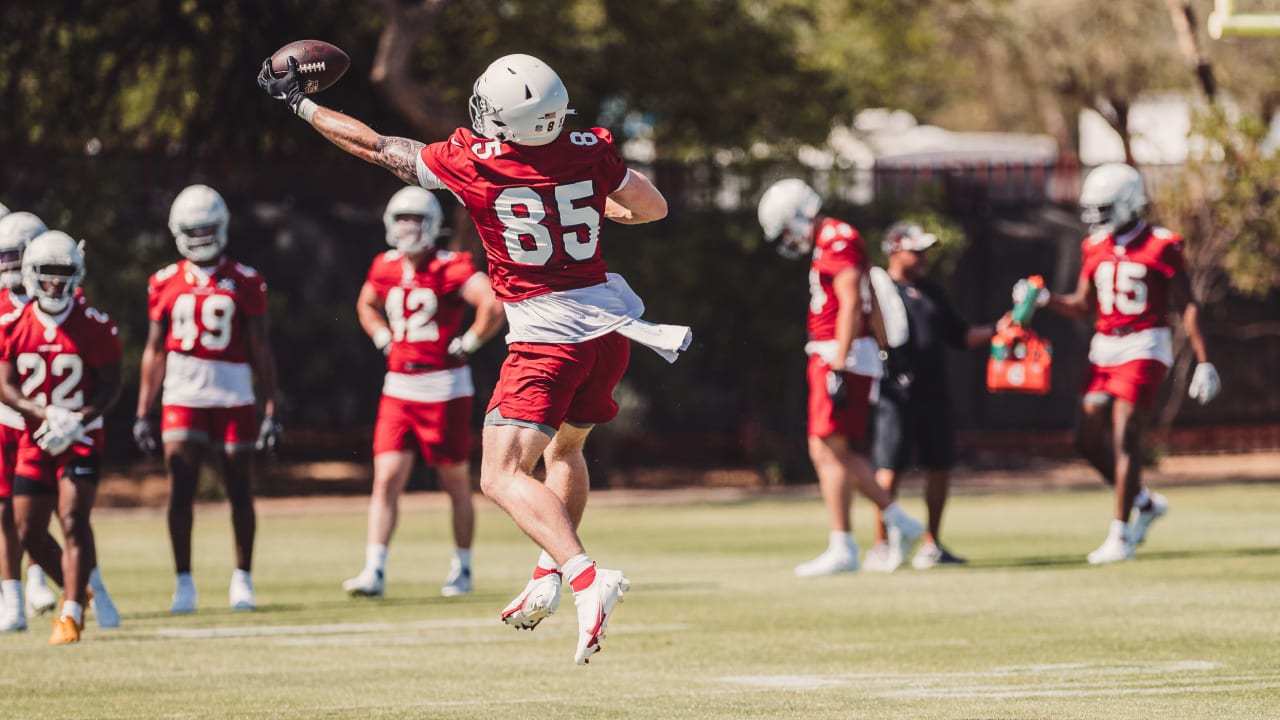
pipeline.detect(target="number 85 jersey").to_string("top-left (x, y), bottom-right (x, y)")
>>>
top-left (417, 126), bottom-right (629, 302)
top-left (147, 259), bottom-right (267, 407)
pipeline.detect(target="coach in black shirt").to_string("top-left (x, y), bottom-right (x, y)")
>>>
top-left (864, 222), bottom-right (1008, 572)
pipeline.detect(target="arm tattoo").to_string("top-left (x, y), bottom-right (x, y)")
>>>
top-left (375, 136), bottom-right (427, 186)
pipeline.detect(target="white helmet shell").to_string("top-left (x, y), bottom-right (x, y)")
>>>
top-left (0, 202), bottom-right (8, 218)
top-left (383, 187), bottom-right (443, 254)
top-left (23, 230), bottom-right (85, 314)
top-left (169, 184), bottom-right (230, 263)
top-left (0, 212), bottom-right (48, 290)
top-left (758, 179), bottom-right (822, 259)
top-left (1080, 163), bottom-right (1146, 235)
top-left (469, 54), bottom-right (573, 146)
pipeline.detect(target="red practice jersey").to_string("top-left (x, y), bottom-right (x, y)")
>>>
top-left (148, 259), bottom-right (267, 363)
top-left (365, 249), bottom-right (478, 373)
top-left (1080, 224), bottom-right (1186, 335)
top-left (2, 302), bottom-right (121, 426)
top-left (0, 289), bottom-right (25, 317)
top-left (807, 218), bottom-right (872, 342)
top-left (418, 127), bottom-right (630, 302)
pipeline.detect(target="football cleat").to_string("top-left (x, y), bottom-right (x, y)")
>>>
top-left (886, 513), bottom-right (925, 559)
top-left (911, 542), bottom-right (967, 570)
top-left (0, 607), bottom-right (27, 633)
top-left (501, 572), bottom-right (561, 631)
top-left (88, 585), bottom-right (120, 629)
top-left (571, 567), bottom-right (629, 665)
top-left (49, 615), bottom-right (81, 645)
top-left (26, 571), bottom-right (58, 616)
top-left (171, 576), bottom-right (197, 614)
top-left (794, 547), bottom-right (860, 577)
top-left (1130, 492), bottom-right (1169, 546)
top-left (229, 571), bottom-right (256, 611)
top-left (861, 541), bottom-right (902, 573)
top-left (440, 565), bottom-right (471, 598)
top-left (1087, 534), bottom-right (1135, 565)
top-left (343, 568), bottom-right (385, 598)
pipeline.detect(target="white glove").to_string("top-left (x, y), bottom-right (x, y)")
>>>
top-left (1012, 279), bottom-right (1050, 308)
top-left (34, 406), bottom-right (86, 456)
top-left (447, 330), bottom-right (483, 360)
top-left (372, 327), bottom-right (392, 355)
top-left (1188, 362), bottom-right (1221, 405)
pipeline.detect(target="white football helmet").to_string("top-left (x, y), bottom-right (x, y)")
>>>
top-left (383, 187), bottom-right (443, 254)
top-left (1080, 163), bottom-right (1147, 235)
top-left (0, 212), bottom-right (48, 291)
top-left (0, 202), bottom-right (8, 218)
top-left (469, 54), bottom-right (574, 146)
top-left (758, 178), bottom-right (822, 259)
top-left (23, 230), bottom-right (85, 314)
top-left (169, 184), bottom-right (230, 263)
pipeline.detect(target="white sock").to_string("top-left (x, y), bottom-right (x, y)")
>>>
top-left (232, 569), bottom-right (252, 586)
top-left (1, 579), bottom-right (22, 614)
top-left (452, 548), bottom-right (471, 570)
top-left (560, 554), bottom-right (593, 587)
top-left (176, 571), bottom-right (194, 588)
top-left (882, 501), bottom-right (908, 528)
top-left (60, 600), bottom-right (84, 626)
top-left (828, 530), bottom-right (856, 554)
top-left (27, 565), bottom-right (47, 585)
top-left (366, 543), bottom-right (389, 572)
top-left (1109, 519), bottom-right (1129, 541)
top-left (535, 551), bottom-right (558, 573)
top-left (88, 567), bottom-right (106, 592)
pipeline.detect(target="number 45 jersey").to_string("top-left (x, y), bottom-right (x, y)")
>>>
top-left (147, 259), bottom-right (267, 408)
top-left (416, 126), bottom-right (629, 302)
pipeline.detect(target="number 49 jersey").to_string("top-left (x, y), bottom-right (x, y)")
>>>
top-left (2, 301), bottom-right (121, 429)
top-left (365, 249), bottom-right (478, 373)
top-left (1081, 224), bottom-right (1185, 336)
top-left (417, 126), bottom-right (629, 302)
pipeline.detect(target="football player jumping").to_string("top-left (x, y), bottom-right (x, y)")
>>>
top-left (757, 180), bottom-right (925, 576)
top-left (342, 186), bottom-right (504, 600)
top-left (135, 185), bottom-right (281, 612)
top-left (0, 231), bottom-right (123, 644)
top-left (1013, 162), bottom-right (1220, 564)
top-left (262, 53), bottom-right (689, 664)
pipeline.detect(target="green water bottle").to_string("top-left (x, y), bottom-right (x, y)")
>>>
top-left (1012, 275), bottom-right (1045, 326)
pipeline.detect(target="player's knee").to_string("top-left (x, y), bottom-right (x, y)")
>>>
top-left (58, 508), bottom-right (91, 541)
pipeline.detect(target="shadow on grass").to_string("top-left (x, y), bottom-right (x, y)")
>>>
top-left (967, 545), bottom-right (1280, 570)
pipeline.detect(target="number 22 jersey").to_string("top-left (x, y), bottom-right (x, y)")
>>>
top-left (147, 259), bottom-right (267, 407)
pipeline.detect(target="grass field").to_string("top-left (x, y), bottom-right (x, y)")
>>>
top-left (6, 482), bottom-right (1279, 719)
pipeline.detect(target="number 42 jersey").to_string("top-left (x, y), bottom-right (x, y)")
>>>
top-left (147, 259), bottom-right (267, 408)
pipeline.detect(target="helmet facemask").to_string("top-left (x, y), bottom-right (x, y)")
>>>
top-left (22, 232), bottom-right (84, 315)
top-left (383, 187), bottom-right (443, 255)
top-left (169, 185), bottom-right (230, 264)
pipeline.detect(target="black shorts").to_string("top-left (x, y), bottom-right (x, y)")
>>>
top-left (871, 391), bottom-right (955, 473)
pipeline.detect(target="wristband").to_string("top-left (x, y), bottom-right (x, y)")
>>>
top-left (296, 98), bottom-right (318, 124)
top-left (372, 327), bottom-right (392, 351)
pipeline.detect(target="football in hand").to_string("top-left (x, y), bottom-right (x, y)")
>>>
top-left (268, 40), bottom-right (349, 95)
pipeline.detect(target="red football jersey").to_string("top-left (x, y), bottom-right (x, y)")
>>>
top-left (365, 249), bottom-right (478, 373)
top-left (0, 289), bottom-right (24, 318)
top-left (807, 218), bottom-right (872, 342)
top-left (1080, 224), bottom-right (1186, 335)
top-left (2, 302), bottom-right (121, 422)
top-left (418, 126), bottom-right (630, 302)
top-left (148, 259), bottom-right (267, 364)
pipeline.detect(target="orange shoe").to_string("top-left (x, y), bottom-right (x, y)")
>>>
top-left (49, 615), bottom-right (81, 645)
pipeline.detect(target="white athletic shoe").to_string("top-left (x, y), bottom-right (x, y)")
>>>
top-left (343, 568), bottom-right (385, 597)
top-left (0, 606), bottom-right (27, 632)
top-left (911, 542), bottom-right (967, 570)
top-left (440, 565), bottom-right (471, 598)
top-left (26, 572), bottom-right (57, 616)
top-left (89, 586), bottom-right (121, 629)
top-left (571, 567), bottom-right (629, 665)
top-left (861, 541), bottom-right (902, 573)
top-left (886, 513), bottom-right (925, 558)
top-left (1087, 534), bottom-right (1135, 565)
top-left (170, 576), bottom-right (197, 614)
top-left (1130, 492), bottom-right (1169, 546)
top-left (794, 547), bottom-right (860, 577)
top-left (501, 572), bottom-right (561, 630)
top-left (229, 571), bottom-right (256, 611)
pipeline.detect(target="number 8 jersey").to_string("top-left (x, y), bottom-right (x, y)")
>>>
top-left (147, 259), bottom-right (267, 407)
